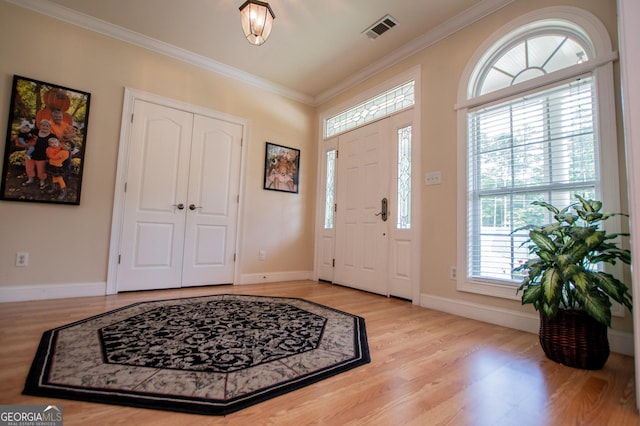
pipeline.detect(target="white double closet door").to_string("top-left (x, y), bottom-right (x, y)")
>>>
top-left (117, 100), bottom-right (243, 292)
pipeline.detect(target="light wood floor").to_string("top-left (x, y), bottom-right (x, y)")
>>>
top-left (0, 280), bottom-right (637, 425)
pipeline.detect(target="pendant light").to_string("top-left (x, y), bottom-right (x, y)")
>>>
top-left (239, 1), bottom-right (275, 46)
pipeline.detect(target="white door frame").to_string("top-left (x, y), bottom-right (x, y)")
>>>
top-left (617, 0), bottom-right (640, 409)
top-left (314, 66), bottom-right (422, 304)
top-left (106, 88), bottom-right (249, 295)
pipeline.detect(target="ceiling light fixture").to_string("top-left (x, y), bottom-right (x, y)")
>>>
top-left (239, 0), bottom-right (275, 46)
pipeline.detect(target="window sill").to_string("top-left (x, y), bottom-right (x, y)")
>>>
top-left (456, 277), bottom-right (522, 301)
top-left (456, 276), bottom-right (625, 317)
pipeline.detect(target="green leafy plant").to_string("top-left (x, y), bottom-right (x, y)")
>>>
top-left (514, 195), bottom-right (632, 326)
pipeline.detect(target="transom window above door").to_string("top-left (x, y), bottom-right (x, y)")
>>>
top-left (324, 80), bottom-right (415, 138)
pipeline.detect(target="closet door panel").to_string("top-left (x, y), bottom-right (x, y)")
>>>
top-left (118, 100), bottom-right (193, 291)
top-left (182, 115), bottom-right (243, 286)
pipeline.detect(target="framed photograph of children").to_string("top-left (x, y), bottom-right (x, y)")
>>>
top-left (263, 142), bottom-right (300, 194)
top-left (0, 75), bottom-right (91, 205)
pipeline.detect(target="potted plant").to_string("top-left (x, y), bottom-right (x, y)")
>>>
top-left (513, 195), bottom-right (632, 369)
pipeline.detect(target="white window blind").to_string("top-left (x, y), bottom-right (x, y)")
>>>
top-left (467, 76), bottom-right (598, 282)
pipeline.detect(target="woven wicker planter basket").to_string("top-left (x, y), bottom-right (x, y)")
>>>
top-left (538, 309), bottom-right (609, 370)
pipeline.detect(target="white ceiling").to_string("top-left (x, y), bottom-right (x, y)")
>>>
top-left (13, 0), bottom-right (514, 104)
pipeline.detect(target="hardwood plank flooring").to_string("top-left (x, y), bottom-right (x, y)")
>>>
top-left (0, 280), bottom-right (637, 425)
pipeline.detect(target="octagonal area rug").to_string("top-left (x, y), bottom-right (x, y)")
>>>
top-left (23, 294), bottom-right (370, 415)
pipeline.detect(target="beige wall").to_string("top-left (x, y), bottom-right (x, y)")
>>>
top-left (318, 0), bottom-right (632, 333)
top-left (0, 0), bottom-right (631, 336)
top-left (0, 2), bottom-right (317, 289)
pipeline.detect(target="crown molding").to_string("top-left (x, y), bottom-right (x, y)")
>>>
top-left (6, 0), bottom-right (315, 105)
top-left (7, 0), bottom-right (513, 107)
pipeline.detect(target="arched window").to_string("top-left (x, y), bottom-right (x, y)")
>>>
top-left (456, 8), bottom-right (620, 299)
top-left (472, 31), bottom-right (591, 96)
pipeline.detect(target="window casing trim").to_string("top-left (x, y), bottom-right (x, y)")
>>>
top-left (456, 50), bottom-right (617, 111)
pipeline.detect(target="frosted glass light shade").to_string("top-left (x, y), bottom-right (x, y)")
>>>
top-left (239, 1), bottom-right (275, 46)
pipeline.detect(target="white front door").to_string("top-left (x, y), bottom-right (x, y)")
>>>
top-left (117, 100), bottom-right (242, 292)
top-left (334, 119), bottom-right (390, 295)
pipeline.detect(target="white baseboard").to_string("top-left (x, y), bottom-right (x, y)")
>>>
top-left (238, 270), bottom-right (313, 285)
top-left (607, 329), bottom-right (634, 357)
top-left (0, 272), bottom-right (313, 302)
top-left (0, 282), bottom-right (106, 303)
top-left (420, 293), bottom-right (634, 356)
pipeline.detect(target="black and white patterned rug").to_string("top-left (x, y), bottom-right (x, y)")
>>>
top-left (23, 294), bottom-right (370, 415)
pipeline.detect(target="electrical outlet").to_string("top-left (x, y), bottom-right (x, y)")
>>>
top-left (450, 266), bottom-right (457, 280)
top-left (16, 252), bottom-right (29, 267)
top-left (259, 250), bottom-right (266, 261)
top-left (425, 171), bottom-right (442, 186)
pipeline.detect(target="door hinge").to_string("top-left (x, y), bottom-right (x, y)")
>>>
top-left (334, 203), bottom-right (337, 213)
top-left (336, 150), bottom-right (339, 159)
top-left (131, 113), bottom-right (134, 123)
top-left (118, 254), bottom-right (121, 264)
top-left (233, 253), bottom-right (236, 262)
top-left (332, 259), bottom-right (335, 267)
top-left (124, 182), bottom-right (127, 192)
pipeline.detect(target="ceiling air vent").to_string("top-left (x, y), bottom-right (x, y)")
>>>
top-left (363, 14), bottom-right (398, 40)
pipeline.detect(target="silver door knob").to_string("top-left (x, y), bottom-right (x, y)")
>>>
top-left (172, 203), bottom-right (185, 210)
top-left (189, 204), bottom-right (202, 211)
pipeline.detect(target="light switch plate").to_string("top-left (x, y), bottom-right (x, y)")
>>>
top-left (425, 171), bottom-right (442, 185)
